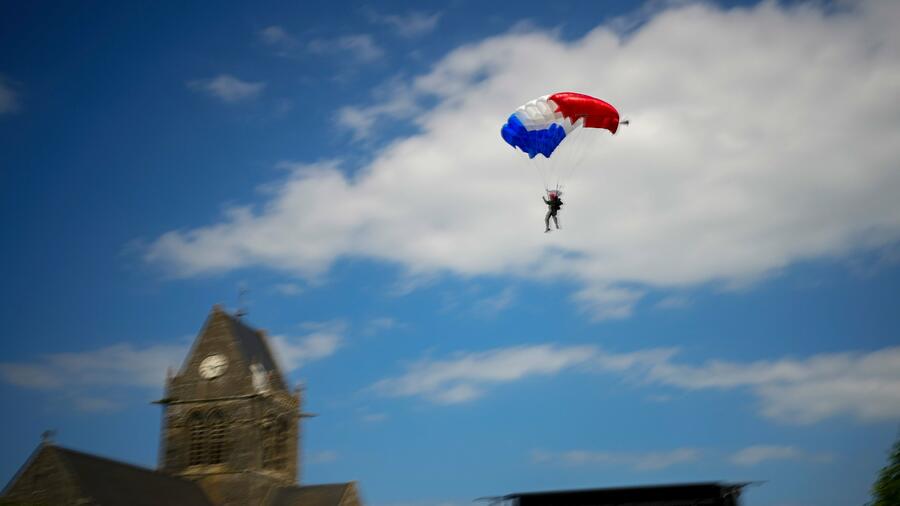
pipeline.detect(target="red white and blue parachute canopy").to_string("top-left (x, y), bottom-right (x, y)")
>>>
top-left (500, 92), bottom-right (620, 159)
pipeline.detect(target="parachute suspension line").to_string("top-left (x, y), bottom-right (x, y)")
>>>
top-left (568, 127), bottom-right (588, 186)
top-left (530, 155), bottom-right (550, 193)
top-left (553, 123), bottom-right (589, 192)
top-left (558, 128), bottom-right (596, 190)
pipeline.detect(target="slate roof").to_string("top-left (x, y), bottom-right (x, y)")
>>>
top-left (4, 444), bottom-right (360, 506)
top-left (502, 482), bottom-right (748, 506)
top-left (265, 482), bottom-right (356, 506)
top-left (12, 444), bottom-right (214, 506)
top-left (221, 309), bottom-right (281, 374)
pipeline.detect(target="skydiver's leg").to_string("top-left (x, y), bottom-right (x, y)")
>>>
top-left (553, 214), bottom-right (559, 230)
top-left (545, 210), bottom-right (551, 232)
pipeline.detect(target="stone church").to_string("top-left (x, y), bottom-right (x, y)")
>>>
top-left (2, 305), bottom-right (363, 506)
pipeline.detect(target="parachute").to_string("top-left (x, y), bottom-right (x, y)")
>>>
top-left (500, 92), bottom-right (624, 191)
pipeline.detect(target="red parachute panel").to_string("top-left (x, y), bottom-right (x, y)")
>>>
top-left (549, 92), bottom-right (620, 134)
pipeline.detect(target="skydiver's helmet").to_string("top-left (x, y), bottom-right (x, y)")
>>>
top-left (548, 191), bottom-right (558, 200)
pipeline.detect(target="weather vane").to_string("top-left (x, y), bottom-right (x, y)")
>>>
top-left (235, 284), bottom-right (249, 318)
top-left (41, 429), bottom-right (57, 444)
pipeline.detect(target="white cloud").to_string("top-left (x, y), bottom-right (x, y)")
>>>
top-left (188, 74), bottom-right (266, 103)
top-left (0, 341), bottom-right (189, 413)
top-left (336, 90), bottom-right (420, 140)
top-left (365, 10), bottom-right (442, 38)
top-left (149, 1), bottom-right (900, 319)
top-left (372, 343), bottom-right (900, 424)
top-left (307, 450), bottom-right (339, 464)
top-left (274, 282), bottom-right (303, 296)
top-left (532, 447), bottom-right (700, 471)
top-left (260, 25), bottom-right (296, 47)
top-left (534, 444), bottom-right (831, 470)
top-left (363, 317), bottom-right (405, 336)
top-left (0, 325), bottom-right (342, 411)
top-left (72, 396), bottom-right (122, 413)
top-left (336, 107), bottom-right (377, 140)
top-left (308, 34), bottom-right (384, 63)
top-left (259, 25), bottom-right (384, 64)
top-left (372, 344), bottom-right (597, 404)
top-left (0, 342), bottom-right (188, 391)
top-left (0, 75), bottom-right (19, 114)
top-left (655, 295), bottom-right (691, 309)
top-left (573, 286), bottom-right (645, 320)
top-left (729, 445), bottom-right (832, 466)
top-left (474, 287), bottom-right (517, 315)
top-left (640, 346), bottom-right (900, 424)
top-left (361, 412), bottom-right (389, 423)
top-left (270, 326), bottom-right (343, 372)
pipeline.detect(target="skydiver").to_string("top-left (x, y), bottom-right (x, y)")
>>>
top-left (543, 191), bottom-right (563, 233)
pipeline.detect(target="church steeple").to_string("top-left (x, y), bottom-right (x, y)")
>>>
top-left (157, 306), bottom-right (303, 499)
top-left (5, 305), bottom-right (362, 506)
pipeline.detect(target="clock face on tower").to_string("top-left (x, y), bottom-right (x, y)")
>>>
top-left (199, 354), bottom-right (228, 379)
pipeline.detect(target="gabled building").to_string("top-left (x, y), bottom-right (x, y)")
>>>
top-left (2, 306), bottom-right (363, 506)
top-left (1, 443), bottom-right (214, 506)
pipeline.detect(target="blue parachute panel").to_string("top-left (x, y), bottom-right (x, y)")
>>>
top-left (501, 114), bottom-right (567, 159)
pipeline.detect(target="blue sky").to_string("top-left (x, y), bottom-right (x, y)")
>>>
top-left (2, 1), bottom-right (900, 505)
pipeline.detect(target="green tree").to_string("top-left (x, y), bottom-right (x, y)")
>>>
top-left (871, 431), bottom-right (900, 506)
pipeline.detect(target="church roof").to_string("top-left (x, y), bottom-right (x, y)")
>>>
top-left (265, 482), bottom-right (358, 506)
top-left (8, 444), bottom-right (214, 506)
top-left (220, 309), bottom-right (280, 374)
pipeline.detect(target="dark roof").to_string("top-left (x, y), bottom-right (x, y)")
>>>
top-left (222, 310), bottom-right (281, 374)
top-left (266, 482), bottom-right (354, 506)
top-left (502, 482), bottom-right (747, 506)
top-left (52, 445), bottom-right (213, 506)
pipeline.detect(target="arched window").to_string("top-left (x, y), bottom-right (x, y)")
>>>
top-left (188, 411), bottom-right (206, 466)
top-left (262, 415), bottom-right (277, 469)
top-left (274, 418), bottom-right (289, 469)
top-left (207, 410), bottom-right (227, 465)
top-left (262, 415), bottom-right (289, 470)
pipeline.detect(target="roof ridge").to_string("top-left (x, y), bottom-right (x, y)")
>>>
top-left (221, 307), bottom-right (251, 326)
top-left (49, 444), bottom-right (214, 506)
top-left (48, 445), bottom-right (88, 500)
top-left (220, 306), bottom-right (264, 334)
top-left (54, 445), bottom-right (182, 480)
top-left (336, 480), bottom-right (355, 506)
top-left (221, 310), bottom-right (282, 376)
top-left (1, 443), bottom-right (54, 495)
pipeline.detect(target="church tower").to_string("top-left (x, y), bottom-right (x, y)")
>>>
top-left (3, 305), bottom-right (362, 506)
top-left (157, 305), bottom-right (303, 505)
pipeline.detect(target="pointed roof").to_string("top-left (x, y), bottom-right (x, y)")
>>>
top-left (4, 444), bottom-right (213, 506)
top-left (181, 305), bottom-right (281, 377)
top-left (220, 309), bottom-right (280, 374)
